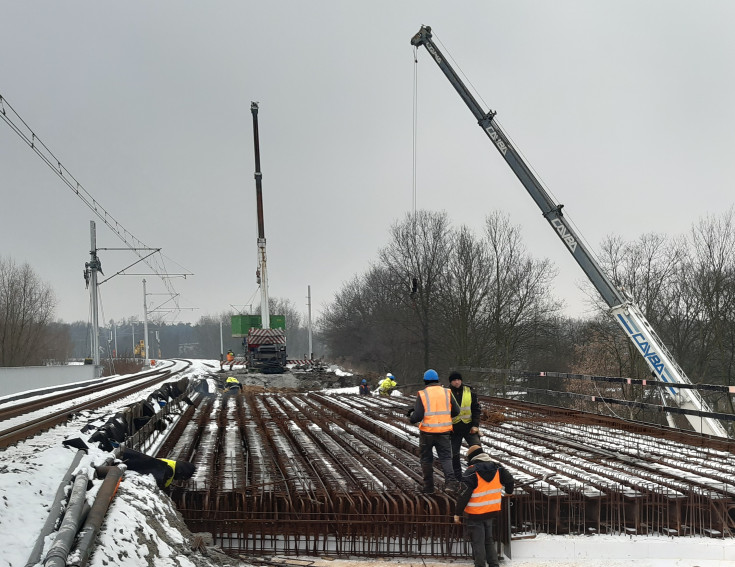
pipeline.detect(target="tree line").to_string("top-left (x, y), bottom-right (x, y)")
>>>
top-left (0, 256), bottom-right (319, 366)
top-left (4, 204), bottom-right (735, 410)
top-left (318, 207), bottom-right (735, 408)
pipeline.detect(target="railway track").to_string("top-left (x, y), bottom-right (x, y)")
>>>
top-left (0, 360), bottom-right (190, 449)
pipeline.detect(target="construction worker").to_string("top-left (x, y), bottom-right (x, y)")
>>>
top-left (359, 378), bottom-right (371, 395)
top-left (378, 373), bottom-right (397, 397)
top-left (448, 371), bottom-right (482, 481)
top-left (120, 447), bottom-right (196, 490)
top-left (224, 376), bottom-right (242, 391)
top-left (220, 349), bottom-right (236, 371)
top-left (407, 369), bottom-right (461, 494)
top-left (454, 445), bottom-right (515, 567)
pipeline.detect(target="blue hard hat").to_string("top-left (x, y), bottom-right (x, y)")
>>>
top-left (361, 379), bottom-right (367, 384)
top-left (423, 369), bottom-right (439, 382)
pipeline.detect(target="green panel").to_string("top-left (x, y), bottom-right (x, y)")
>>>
top-left (231, 314), bottom-right (286, 336)
top-left (231, 314), bottom-right (261, 337)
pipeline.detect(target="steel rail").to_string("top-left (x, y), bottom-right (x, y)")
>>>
top-left (0, 368), bottom-right (175, 448)
top-left (0, 367), bottom-right (169, 422)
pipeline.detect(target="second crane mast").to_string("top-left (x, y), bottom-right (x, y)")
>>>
top-left (251, 101), bottom-right (270, 329)
top-left (411, 25), bottom-right (728, 438)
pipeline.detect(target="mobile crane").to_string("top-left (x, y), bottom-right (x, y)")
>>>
top-left (237, 102), bottom-right (287, 373)
top-left (411, 25), bottom-right (729, 438)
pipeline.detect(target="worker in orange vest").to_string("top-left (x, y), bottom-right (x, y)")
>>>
top-left (454, 445), bottom-right (515, 567)
top-left (407, 369), bottom-right (460, 494)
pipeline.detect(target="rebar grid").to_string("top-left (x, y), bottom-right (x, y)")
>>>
top-left (167, 390), bottom-right (735, 558)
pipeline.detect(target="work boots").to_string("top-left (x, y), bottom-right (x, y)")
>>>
top-left (421, 462), bottom-right (435, 494)
top-left (444, 480), bottom-right (461, 495)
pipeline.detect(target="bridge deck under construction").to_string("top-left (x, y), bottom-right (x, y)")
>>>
top-left (159, 388), bottom-right (735, 557)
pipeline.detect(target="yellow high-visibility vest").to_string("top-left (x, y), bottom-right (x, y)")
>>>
top-left (452, 386), bottom-right (472, 425)
top-left (158, 458), bottom-right (177, 488)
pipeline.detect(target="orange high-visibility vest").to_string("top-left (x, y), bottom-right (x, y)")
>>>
top-left (465, 469), bottom-right (503, 515)
top-left (418, 387), bottom-right (453, 433)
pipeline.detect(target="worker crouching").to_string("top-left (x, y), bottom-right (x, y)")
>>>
top-left (224, 376), bottom-right (243, 392)
top-left (378, 373), bottom-right (397, 396)
top-left (454, 445), bottom-right (515, 567)
top-left (120, 447), bottom-right (195, 489)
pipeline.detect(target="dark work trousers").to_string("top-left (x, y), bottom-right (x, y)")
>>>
top-left (466, 515), bottom-right (499, 567)
top-left (451, 422), bottom-right (481, 480)
top-left (419, 432), bottom-right (454, 489)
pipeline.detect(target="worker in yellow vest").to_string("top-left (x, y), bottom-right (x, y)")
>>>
top-left (378, 373), bottom-right (397, 396)
top-left (448, 371), bottom-right (482, 481)
top-left (454, 445), bottom-right (515, 567)
top-left (120, 447), bottom-right (195, 489)
top-left (407, 369), bottom-right (461, 494)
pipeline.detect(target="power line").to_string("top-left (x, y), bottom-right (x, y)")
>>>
top-left (0, 93), bottom-right (193, 321)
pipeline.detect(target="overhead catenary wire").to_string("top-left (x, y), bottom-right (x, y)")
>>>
top-left (0, 93), bottom-right (192, 322)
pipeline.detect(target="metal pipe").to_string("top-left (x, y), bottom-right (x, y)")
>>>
top-left (71, 466), bottom-right (124, 567)
top-left (25, 450), bottom-right (86, 567)
top-left (43, 472), bottom-right (89, 567)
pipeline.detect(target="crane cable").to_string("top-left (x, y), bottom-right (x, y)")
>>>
top-left (412, 45), bottom-right (418, 219)
top-left (410, 46), bottom-right (420, 300)
top-left (433, 34), bottom-right (610, 293)
top-left (429, 33), bottom-right (610, 307)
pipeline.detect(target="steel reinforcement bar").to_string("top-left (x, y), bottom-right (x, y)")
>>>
top-left (165, 389), bottom-right (735, 558)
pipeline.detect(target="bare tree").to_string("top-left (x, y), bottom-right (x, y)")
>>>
top-left (435, 225), bottom-right (492, 367)
top-left (319, 267), bottom-right (417, 374)
top-left (599, 232), bottom-right (683, 320)
top-left (481, 212), bottom-right (560, 370)
top-left (687, 208), bottom-right (735, 403)
top-left (0, 257), bottom-right (56, 366)
top-left (379, 210), bottom-right (452, 370)
top-left (320, 210), bottom-right (563, 379)
top-left (596, 232), bottom-right (685, 379)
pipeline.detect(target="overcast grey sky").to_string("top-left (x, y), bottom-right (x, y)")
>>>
top-left (2, 1), bottom-right (734, 327)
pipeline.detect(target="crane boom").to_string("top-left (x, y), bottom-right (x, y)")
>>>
top-left (411, 25), bottom-right (728, 437)
top-left (251, 101), bottom-right (270, 329)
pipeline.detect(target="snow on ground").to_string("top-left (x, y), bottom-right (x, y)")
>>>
top-left (2, 360), bottom-right (735, 567)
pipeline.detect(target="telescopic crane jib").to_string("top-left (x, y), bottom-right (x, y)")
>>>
top-left (411, 25), bottom-right (729, 438)
top-left (251, 101), bottom-right (270, 330)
